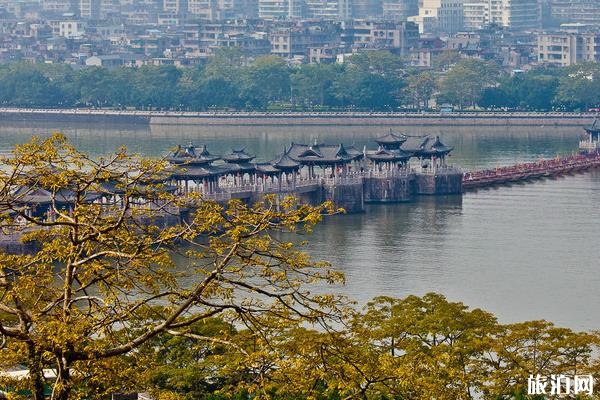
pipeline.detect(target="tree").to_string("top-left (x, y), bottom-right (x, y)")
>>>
top-left (291, 64), bottom-right (340, 108)
top-left (404, 71), bottom-right (437, 109)
top-left (130, 65), bottom-right (182, 109)
top-left (349, 51), bottom-right (403, 77)
top-left (0, 134), bottom-right (345, 400)
top-left (240, 56), bottom-right (291, 109)
top-left (433, 50), bottom-right (462, 72)
top-left (332, 65), bottom-right (402, 110)
top-left (0, 63), bottom-right (61, 107)
top-left (480, 73), bottom-right (559, 111)
top-left (438, 59), bottom-right (500, 109)
top-left (554, 62), bottom-right (600, 111)
top-left (75, 67), bottom-right (129, 108)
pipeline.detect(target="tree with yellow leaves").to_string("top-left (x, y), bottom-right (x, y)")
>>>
top-left (0, 134), bottom-right (345, 400)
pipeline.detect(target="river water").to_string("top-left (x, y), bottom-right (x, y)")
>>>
top-left (1, 121), bottom-right (598, 331)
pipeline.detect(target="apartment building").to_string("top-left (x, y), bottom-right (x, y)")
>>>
top-left (408, 0), bottom-right (464, 34)
top-left (537, 31), bottom-right (600, 66)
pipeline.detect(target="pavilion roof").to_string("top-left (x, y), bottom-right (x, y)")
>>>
top-left (12, 186), bottom-right (102, 205)
top-left (224, 162), bottom-right (256, 174)
top-left (255, 163), bottom-right (281, 175)
top-left (375, 131), bottom-right (408, 146)
top-left (168, 143), bottom-right (221, 165)
top-left (365, 147), bottom-right (412, 162)
top-left (170, 164), bottom-right (230, 179)
top-left (401, 135), bottom-right (453, 157)
top-left (287, 142), bottom-right (363, 165)
top-left (222, 148), bottom-right (256, 163)
top-left (585, 117), bottom-right (600, 134)
top-left (270, 150), bottom-right (301, 170)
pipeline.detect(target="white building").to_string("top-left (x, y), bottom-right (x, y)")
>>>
top-left (409, 0), bottom-right (463, 34)
top-left (463, 0), bottom-right (540, 31)
top-left (59, 19), bottom-right (85, 38)
top-left (79, 0), bottom-right (100, 19)
top-left (258, 0), bottom-right (304, 19)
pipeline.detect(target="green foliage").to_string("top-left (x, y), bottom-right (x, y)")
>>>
top-left (437, 59), bottom-right (500, 109)
top-left (554, 62), bottom-right (600, 111)
top-left (0, 56), bottom-right (598, 112)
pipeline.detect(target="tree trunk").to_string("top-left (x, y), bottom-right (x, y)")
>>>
top-left (51, 357), bottom-right (72, 400)
top-left (27, 341), bottom-right (46, 400)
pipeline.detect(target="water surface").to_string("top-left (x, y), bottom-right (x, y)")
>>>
top-left (1, 122), bottom-right (597, 330)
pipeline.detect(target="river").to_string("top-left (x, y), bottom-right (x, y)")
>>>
top-left (1, 121), bottom-right (598, 331)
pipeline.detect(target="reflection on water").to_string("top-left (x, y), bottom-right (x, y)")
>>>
top-left (1, 122), bottom-right (598, 330)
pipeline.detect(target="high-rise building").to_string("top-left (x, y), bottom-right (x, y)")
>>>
top-left (305, 0), bottom-right (340, 19)
top-left (550, 0), bottom-right (600, 26)
top-left (258, 0), bottom-right (305, 19)
top-left (382, 0), bottom-right (418, 21)
top-left (100, 0), bottom-right (121, 17)
top-left (501, 0), bottom-right (540, 30)
top-left (409, 0), bottom-right (464, 34)
top-left (352, 0), bottom-right (382, 19)
top-left (163, 0), bottom-right (188, 13)
top-left (463, 1), bottom-right (486, 29)
top-left (188, 0), bottom-right (217, 19)
top-left (463, 0), bottom-right (541, 31)
top-left (41, 0), bottom-right (77, 13)
top-left (79, 0), bottom-right (100, 18)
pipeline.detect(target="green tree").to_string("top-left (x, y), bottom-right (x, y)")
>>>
top-left (433, 50), bottom-right (462, 71)
top-left (290, 64), bottom-right (340, 108)
top-left (438, 59), bottom-right (500, 109)
top-left (349, 51), bottom-right (403, 77)
top-left (0, 63), bottom-right (60, 107)
top-left (332, 65), bottom-right (402, 110)
top-left (0, 134), bottom-right (344, 400)
top-left (404, 71), bottom-right (437, 109)
top-left (76, 67), bottom-right (128, 108)
top-left (130, 65), bottom-right (182, 109)
top-left (554, 62), bottom-right (600, 111)
top-left (240, 56), bottom-right (291, 110)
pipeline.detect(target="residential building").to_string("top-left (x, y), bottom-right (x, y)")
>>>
top-left (550, 0), bottom-right (600, 26)
top-left (352, 0), bottom-right (382, 19)
top-left (41, 0), bottom-right (77, 14)
top-left (500, 0), bottom-right (540, 30)
top-left (258, 0), bottom-right (305, 19)
top-left (382, 0), bottom-right (418, 21)
top-left (163, 0), bottom-right (188, 14)
top-left (79, 0), bottom-right (101, 19)
top-left (409, 0), bottom-right (464, 34)
top-left (269, 24), bottom-right (339, 58)
top-left (463, 0), bottom-right (541, 31)
top-left (59, 19), bottom-right (85, 38)
top-left (342, 20), bottom-right (418, 56)
top-left (537, 31), bottom-right (600, 66)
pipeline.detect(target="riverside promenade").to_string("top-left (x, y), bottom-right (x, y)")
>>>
top-left (0, 108), bottom-right (597, 126)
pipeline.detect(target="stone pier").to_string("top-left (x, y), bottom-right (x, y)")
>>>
top-left (414, 168), bottom-right (463, 195)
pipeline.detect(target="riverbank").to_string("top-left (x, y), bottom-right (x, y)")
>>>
top-left (0, 108), bottom-right (597, 126)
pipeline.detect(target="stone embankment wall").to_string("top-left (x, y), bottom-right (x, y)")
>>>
top-left (324, 182), bottom-right (364, 214)
top-left (0, 108), bottom-right (596, 126)
top-left (414, 172), bottom-right (463, 195)
top-left (363, 175), bottom-right (415, 202)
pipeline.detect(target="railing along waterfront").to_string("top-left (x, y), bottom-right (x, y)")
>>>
top-left (367, 168), bottom-right (414, 178)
